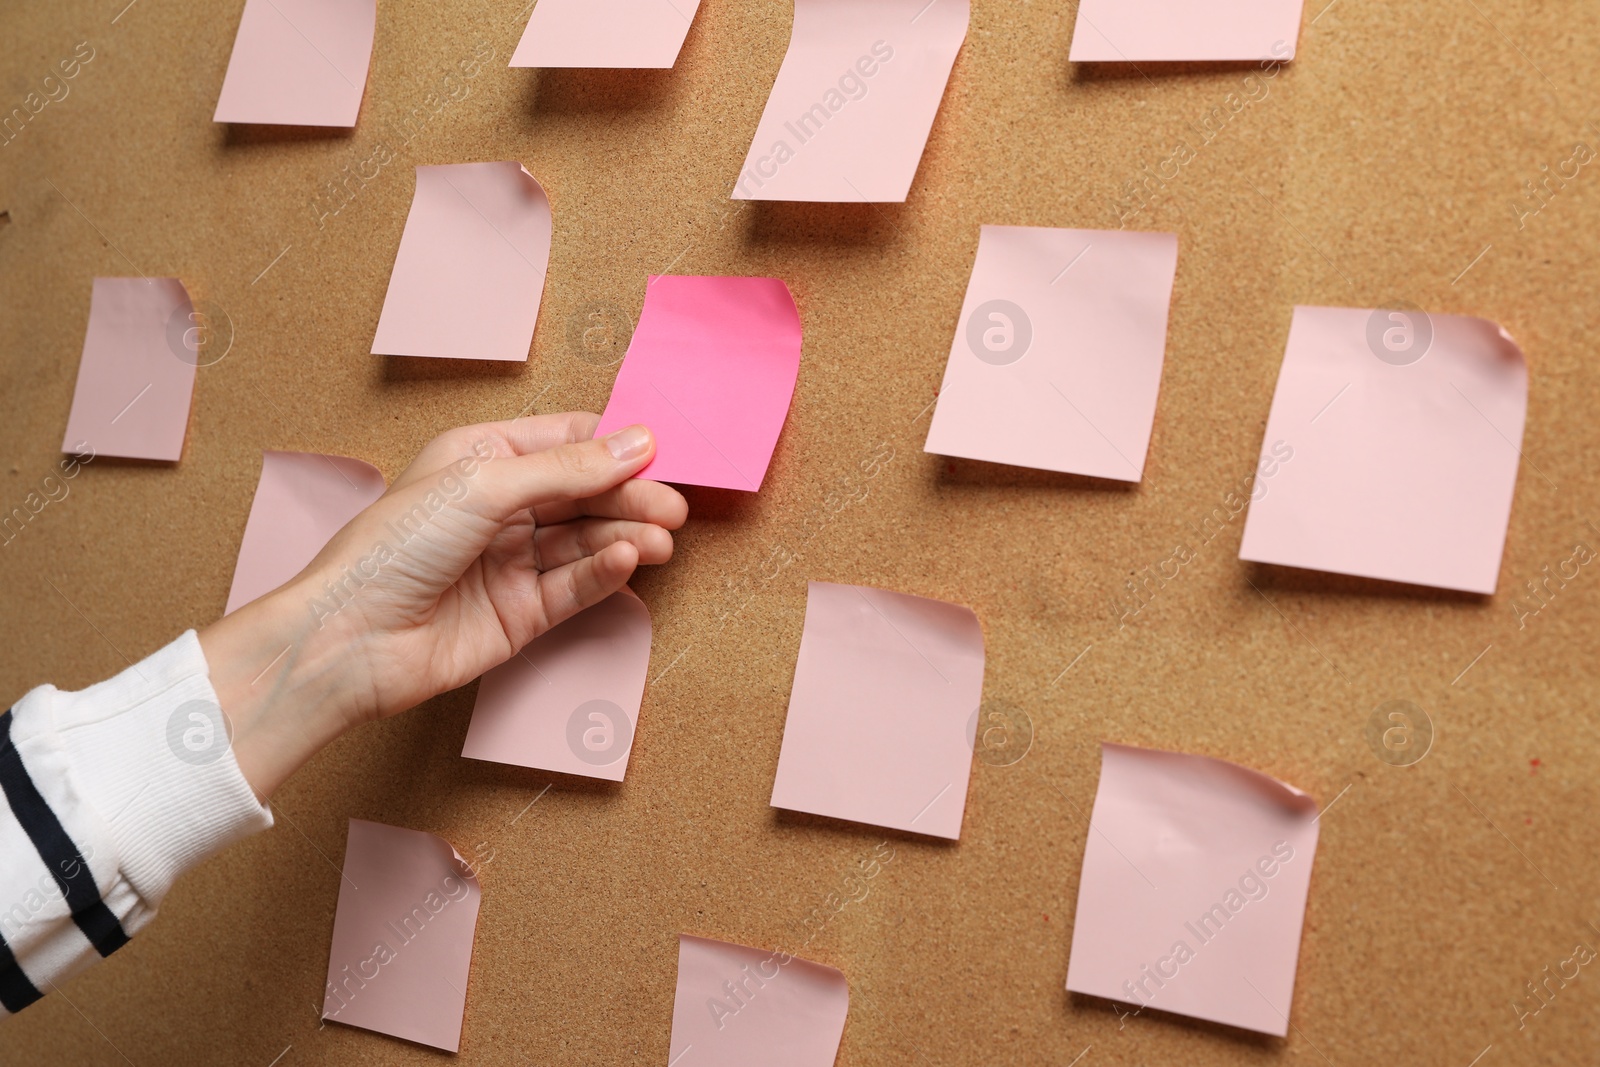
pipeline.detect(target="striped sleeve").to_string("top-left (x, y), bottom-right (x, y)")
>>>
top-left (0, 630), bottom-right (272, 1017)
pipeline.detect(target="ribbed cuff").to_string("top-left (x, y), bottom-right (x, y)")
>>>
top-left (51, 630), bottom-right (273, 908)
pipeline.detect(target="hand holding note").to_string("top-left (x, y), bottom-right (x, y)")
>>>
top-left (199, 412), bottom-right (688, 797)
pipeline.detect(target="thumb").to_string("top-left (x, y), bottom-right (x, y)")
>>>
top-left (474, 424), bottom-right (656, 521)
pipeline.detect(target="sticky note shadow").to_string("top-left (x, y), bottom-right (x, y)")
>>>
top-left (1242, 560), bottom-right (1489, 604)
top-left (933, 454), bottom-right (1143, 494)
top-left (221, 123), bottom-right (355, 146)
top-left (455, 757), bottom-right (627, 800)
top-left (769, 805), bottom-right (961, 850)
top-left (522, 66), bottom-right (687, 117)
top-left (667, 483), bottom-right (769, 526)
top-left (1069, 59), bottom-right (1274, 84)
top-left (745, 199), bottom-right (911, 248)
top-left (74, 454), bottom-right (180, 470)
top-left (1065, 988), bottom-right (1283, 1047)
top-left (380, 356), bottom-right (529, 383)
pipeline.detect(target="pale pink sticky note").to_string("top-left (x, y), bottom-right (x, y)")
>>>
top-left (770, 581), bottom-right (984, 840)
top-left (61, 277), bottom-right (197, 462)
top-left (594, 276), bottom-right (801, 491)
top-left (462, 589), bottom-right (652, 780)
top-left (732, 0), bottom-right (968, 202)
top-left (668, 934), bottom-right (849, 1066)
top-left (511, 0), bottom-right (703, 68)
top-left (372, 163), bottom-right (553, 361)
top-left (322, 819), bottom-right (483, 1052)
top-left (924, 226), bottom-right (1178, 482)
top-left (1065, 743), bottom-right (1320, 1036)
top-left (1238, 306), bottom-right (1528, 594)
top-left (1069, 0), bottom-right (1303, 62)
top-left (224, 451), bottom-right (387, 614)
top-left (214, 0), bottom-right (376, 126)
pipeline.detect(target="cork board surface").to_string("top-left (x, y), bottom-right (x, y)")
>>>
top-left (3, 1), bottom-right (1600, 1064)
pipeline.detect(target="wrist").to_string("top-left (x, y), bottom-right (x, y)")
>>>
top-left (199, 575), bottom-right (374, 797)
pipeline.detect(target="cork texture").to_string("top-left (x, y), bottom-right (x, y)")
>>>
top-left (2, 0), bottom-right (1599, 1063)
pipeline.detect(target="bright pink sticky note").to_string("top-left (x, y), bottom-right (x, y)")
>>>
top-left (322, 820), bottom-right (483, 1052)
top-left (668, 934), bottom-right (849, 1067)
top-left (462, 589), bottom-right (652, 781)
top-left (595, 276), bottom-right (801, 491)
top-left (225, 451), bottom-right (387, 614)
top-left (511, 0), bottom-right (703, 68)
top-left (770, 581), bottom-right (984, 840)
top-left (1239, 306), bottom-right (1528, 594)
top-left (924, 226), bottom-right (1178, 482)
top-left (214, 0), bottom-right (376, 126)
top-left (732, 0), bottom-right (968, 203)
top-left (1065, 743), bottom-right (1320, 1037)
top-left (1069, 0), bottom-right (1303, 62)
top-left (372, 163), bottom-right (553, 361)
top-left (61, 278), bottom-right (197, 462)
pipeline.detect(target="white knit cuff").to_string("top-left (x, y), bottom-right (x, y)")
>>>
top-left (49, 630), bottom-right (273, 909)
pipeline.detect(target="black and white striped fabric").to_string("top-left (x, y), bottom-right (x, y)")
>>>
top-left (0, 707), bottom-right (129, 1013)
top-left (0, 631), bottom-right (272, 1017)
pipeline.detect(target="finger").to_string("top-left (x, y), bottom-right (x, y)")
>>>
top-left (391, 412), bottom-right (602, 492)
top-left (473, 425), bottom-right (657, 521)
top-left (533, 540), bottom-right (639, 637)
top-left (497, 411), bottom-right (601, 453)
top-left (534, 519), bottom-right (675, 570)
top-left (533, 478), bottom-right (689, 529)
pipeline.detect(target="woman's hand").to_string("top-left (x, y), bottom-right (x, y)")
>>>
top-left (200, 412), bottom-right (687, 797)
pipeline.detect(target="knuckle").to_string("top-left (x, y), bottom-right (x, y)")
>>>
top-left (556, 443), bottom-right (600, 479)
top-left (576, 524), bottom-right (600, 557)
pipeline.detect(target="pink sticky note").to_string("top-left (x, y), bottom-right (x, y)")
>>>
top-left (1065, 743), bottom-right (1320, 1037)
top-left (1239, 306), bottom-right (1528, 594)
top-left (668, 934), bottom-right (849, 1066)
top-left (372, 163), bottom-right (553, 361)
top-left (770, 581), bottom-right (984, 840)
top-left (214, 0), bottom-right (376, 126)
top-left (61, 278), bottom-right (197, 462)
top-left (462, 589), bottom-right (652, 780)
top-left (1069, 0), bottom-right (1302, 62)
top-left (594, 276), bottom-right (801, 491)
top-left (511, 0), bottom-right (703, 68)
top-left (732, 0), bottom-right (968, 202)
top-left (924, 226), bottom-right (1178, 481)
top-left (225, 451), bottom-right (387, 614)
top-left (322, 819), bottom-right (483, 1052)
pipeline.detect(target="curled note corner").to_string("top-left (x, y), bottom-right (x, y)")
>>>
top-left (1100, 740), bottom-right (1318, 814)
top-left (669, 934), bottom-right (850, 1065)
top-left (322, 819), bottom-right (484, 1052)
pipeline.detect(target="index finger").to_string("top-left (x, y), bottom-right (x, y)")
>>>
top-left (533, 477), bottom-right (689, 529)
top-left (393, 411), bottom-right (602, 492)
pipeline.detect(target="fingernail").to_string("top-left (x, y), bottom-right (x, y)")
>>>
top-left (605, 424), bottom-right (652, 461)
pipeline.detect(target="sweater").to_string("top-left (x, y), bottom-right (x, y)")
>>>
top-left (0, 631), bottom-right (272, 1016)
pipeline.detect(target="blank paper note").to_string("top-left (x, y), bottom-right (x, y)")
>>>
top-left (511, 0), bottom-right (703, 68)
top-left (923, 226), bottom-right (1178, 482)
top-left (1065, 743), bottom-right (1320, 1036)
top-left (224, 451), bottom-right (387, 614)
top-left (770, 581), bottom-right (984, 840)
top-left (322, 819), bottom-right (483, 1052)
top-left (214, 0), bottom-right (376, 126)
top-left (1238, 306), bottom-right (1528, 594)
top-left (594, 276), bottom-right (801, 491)
top-left (1069, 0), bottom-right (1304, 62)
top-left (61, 277), bottom-right (197, 462)
top-left (732, 0), bottom-right (968, 202)
top-left (462, 588), bottom-right (652, 781)
top-left (668, 934), bottom-right (849, 1067)
top-left (372, 163), bottom-right (554, 361)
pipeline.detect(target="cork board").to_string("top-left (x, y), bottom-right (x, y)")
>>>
top-left (3, 1), bottom-right (1600, 1064)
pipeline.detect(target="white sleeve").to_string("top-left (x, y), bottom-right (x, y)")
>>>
top-left (0, 630), bottom-right (272, 1017)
